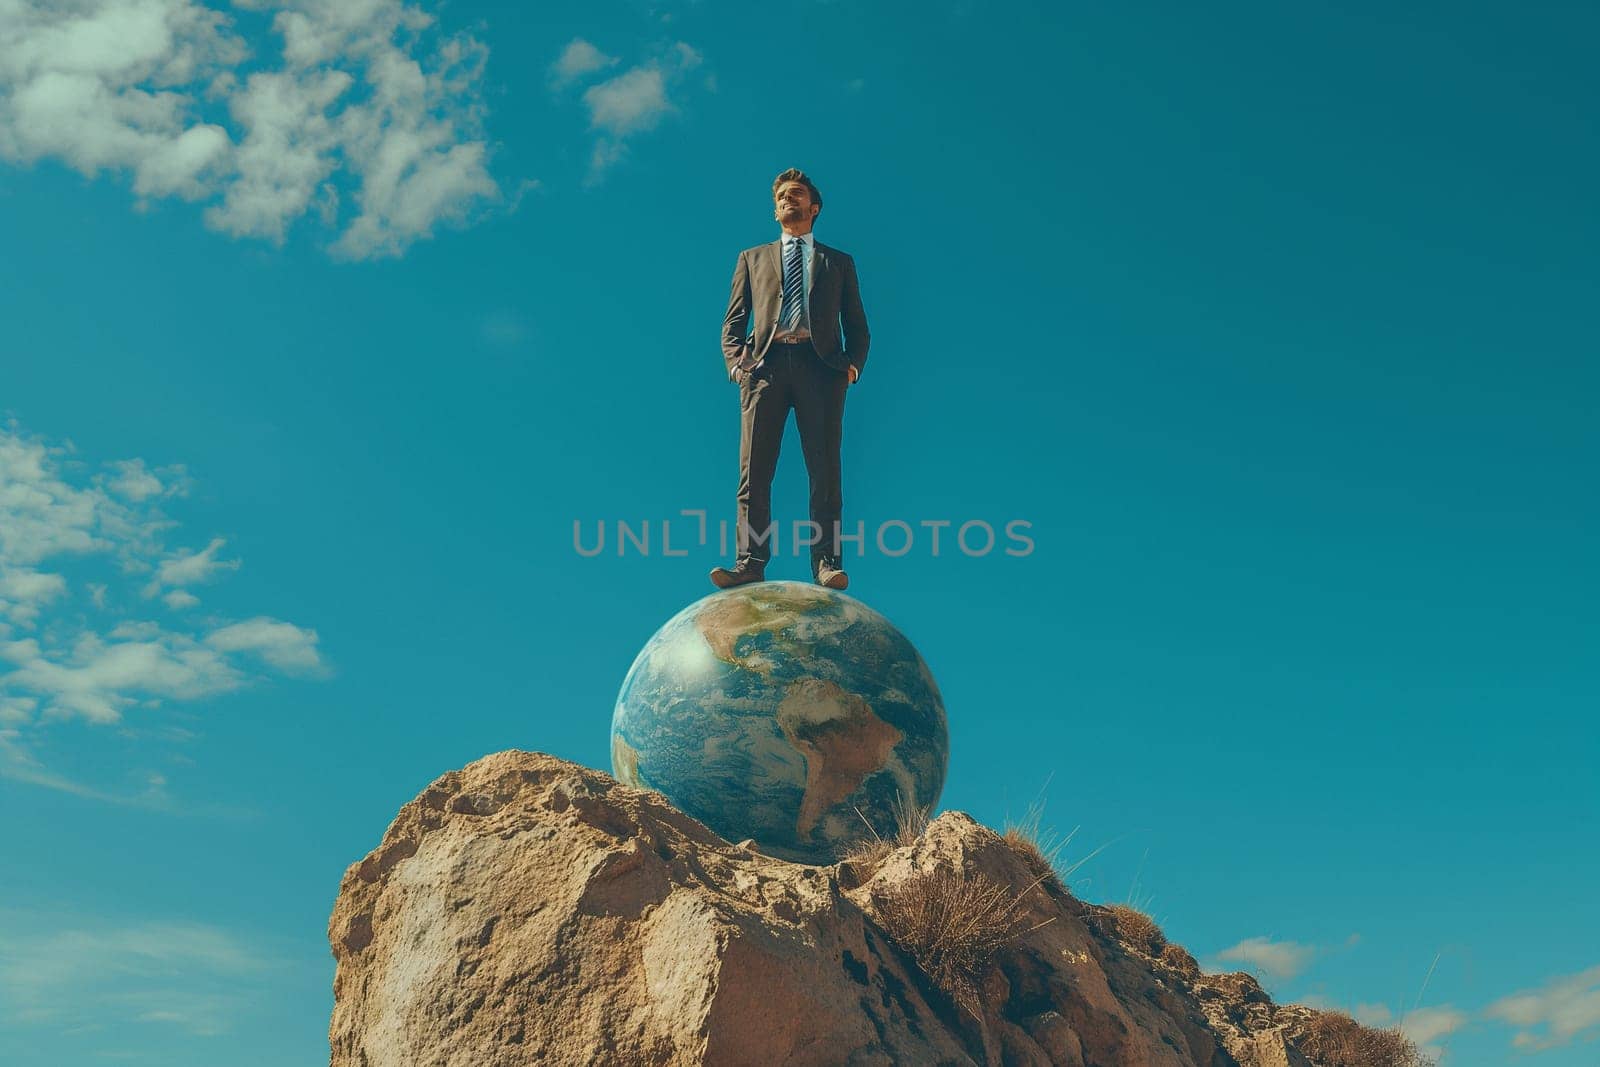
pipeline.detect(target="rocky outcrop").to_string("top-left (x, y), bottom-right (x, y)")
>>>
top-left (327, 751), bottom-right (1377, 1066)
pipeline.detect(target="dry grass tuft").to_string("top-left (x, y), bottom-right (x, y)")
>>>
top-left (1103, 904), bottom-right (1167, 956)
top-left (840, 791), bottom-right (933, 877)
top-left (1001, 814), bottom-right (1066, 892)
top-left (838, 833), bottom-right (894, 872)
top-left (1000, 785), bottom-right (1110, 897)
top-left (1297, 1009), bottom-right (1433, 1067)
top-left (873, 866), bottom-right (1052, 1017)
top-left (884, 789), bottom-right (932, 842)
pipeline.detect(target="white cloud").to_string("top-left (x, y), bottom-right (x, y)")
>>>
top-left (0, 696), bottom-right (35, 724)
top-left (672, 41), bottom-right (701, 71)
top-left (0, 911), bottom-right (270, 1037)
top-left (0, 426), bottom-right (186, 571)
top-left (1210, 936), bottom-right (1317, 981)
top-left (1, 425), bottom-right (172, 588)
top-left (2, 626), bottom-right (246, 723)
top-left (562, 39), bottom-right (704, 184)
top-left (548, 37), bottom-right (616, 88)
top-left (0, 420), bottom-right (328, 796)
top-left (206, 615), bottom-right (324, 674)
top-left (1486, 964), bottom-right (1600, 1052)
top-left (203, 62), bottom-right (347, 242)
top-left (0, 566), bottom-right (67, 625)
top-left (0, 0), bottom-right (246, 200)
top-left (142, 534), bottom-right (240, 598)
top-left (587, 135), bottom-right (626, 178)
top-left (0, 0), bottom-right (502, 259)
top-left (105, 457), bottom-right (172, 501)
top-left (1402, 1005), bottom-right (1469, 1051)
top-left (584, 65), bottom-right (667, 135)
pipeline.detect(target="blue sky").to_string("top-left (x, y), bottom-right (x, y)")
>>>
top-left (2, 1), bottom-right (1596, 1063)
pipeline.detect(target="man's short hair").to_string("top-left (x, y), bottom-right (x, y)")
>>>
top-left (772, 168), bottom-right (822, 217)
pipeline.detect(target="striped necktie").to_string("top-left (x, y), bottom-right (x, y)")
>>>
top-left (779, 237), bottom-right (804, 333)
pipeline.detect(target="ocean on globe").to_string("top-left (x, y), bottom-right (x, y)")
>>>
top-left (610, 581), bottom-right (948, 864)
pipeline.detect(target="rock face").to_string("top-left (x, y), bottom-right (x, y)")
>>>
top-left (327, 752), bottom-right (1349, 1066)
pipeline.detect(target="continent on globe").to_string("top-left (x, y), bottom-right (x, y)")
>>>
top-left (610, 581), bottom-right (947, 863)
top-left (693, 589), bottom-right (822, 677)
top-left (776, 678), bottom-right (904, 841)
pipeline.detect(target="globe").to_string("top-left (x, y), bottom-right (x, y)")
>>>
top-left (610, 581), bottom-right (948, 864)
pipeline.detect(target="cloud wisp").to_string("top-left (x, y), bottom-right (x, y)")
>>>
top-left (1208, 935), bottom-right (1319, 982)
top-left (546, 37), bottom-right (704, 184)
top-left (0, 910), bottom-right (274, 1039)
top-left (0, 0), bottom-right (501, 259)
top-left (0, 418), bottom-right (327, 802)
top-left (1485, 963), bottom-right (1600, 1052)
top-left (1230, 943), bottom-right (1600, 1060)
top-left (548, 37), bottom-right (616, 89)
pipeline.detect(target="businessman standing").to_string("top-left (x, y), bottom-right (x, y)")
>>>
top-left (712, 168), bottom-right (870, 590)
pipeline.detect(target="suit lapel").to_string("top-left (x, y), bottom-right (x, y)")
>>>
top-left (810, 241), bottom-right (832, 323)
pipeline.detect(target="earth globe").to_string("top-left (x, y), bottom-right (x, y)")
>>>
top-left (610, 581), bottom-right (948, 863)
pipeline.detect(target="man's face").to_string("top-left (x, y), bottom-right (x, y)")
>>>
top-left (774, 181), bottom-right (818, 227)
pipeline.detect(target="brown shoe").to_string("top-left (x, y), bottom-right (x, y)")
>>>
top-left (710, 558), bottom-right (767, 589)
top-left (814, 557), bottom-right (848, 590)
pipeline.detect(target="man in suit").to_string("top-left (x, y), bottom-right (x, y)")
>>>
top-left (712, 168), bottom-right (870, 591)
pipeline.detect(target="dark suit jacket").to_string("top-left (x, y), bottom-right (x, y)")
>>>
top-left (721, 237), bottom-right (870, 381)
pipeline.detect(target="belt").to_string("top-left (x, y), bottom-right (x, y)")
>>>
top-left (771, 334), bottom-right (812, 345)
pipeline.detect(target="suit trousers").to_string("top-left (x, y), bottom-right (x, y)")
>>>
top-left (735, 339), bottom-right (849, 570)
